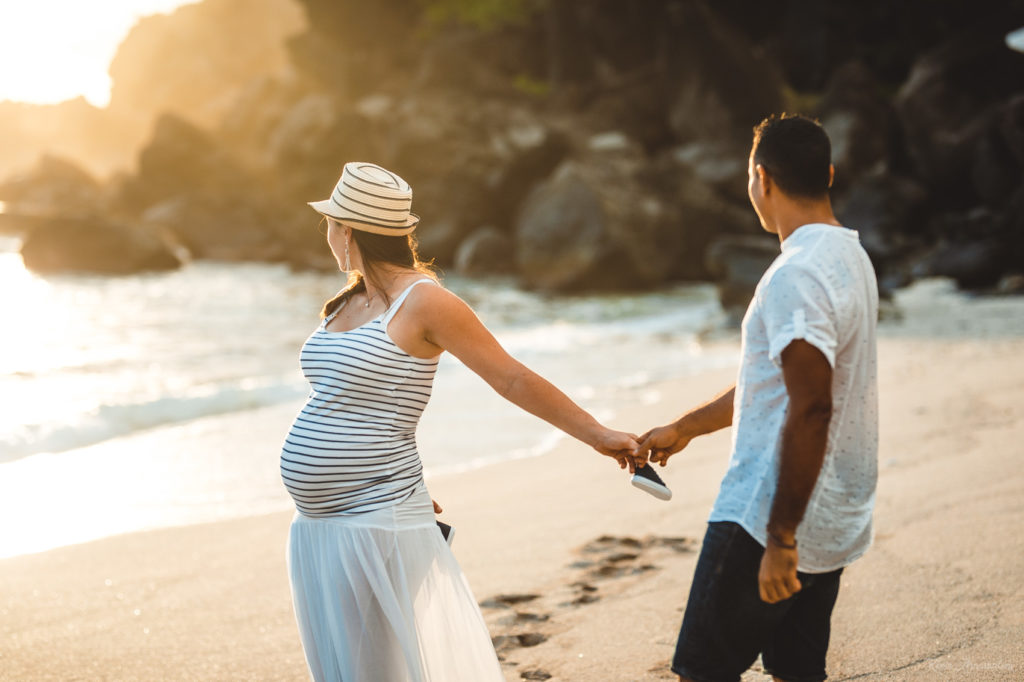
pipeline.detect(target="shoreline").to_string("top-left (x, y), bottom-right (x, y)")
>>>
top-left (3, 284), bottom-right (1024, 680)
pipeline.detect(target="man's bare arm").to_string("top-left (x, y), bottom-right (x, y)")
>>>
top-left (640, 386), bottom-right (735, 467)
top-left (759, 340), bottom-right (833, 603)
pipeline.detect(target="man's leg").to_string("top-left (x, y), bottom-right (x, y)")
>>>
top-left (760, 567), bottom-right (843, 682)
top-left (672, 521), bottom-right (793, 682)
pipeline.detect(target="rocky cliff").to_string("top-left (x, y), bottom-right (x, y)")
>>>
top-left (2, 0), bottom-right (1023, 297)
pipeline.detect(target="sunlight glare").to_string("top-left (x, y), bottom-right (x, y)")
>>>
top-left (0, 253), bottom-right (54, 375)
top-left (0, 1), bottom-right (195, 106)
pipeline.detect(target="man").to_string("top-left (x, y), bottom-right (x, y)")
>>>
top-left (639, 114), bottom-right (879, 682)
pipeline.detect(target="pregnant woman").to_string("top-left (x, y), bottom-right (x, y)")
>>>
top-left (281, 162), bottom-right (638, 681)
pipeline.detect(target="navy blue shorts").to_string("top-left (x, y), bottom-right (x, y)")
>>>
top-left (672, 521), bottom-right (843, 682)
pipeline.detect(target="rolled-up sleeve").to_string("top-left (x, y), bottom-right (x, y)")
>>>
top-left (761, 264), bottom-right (838, 368)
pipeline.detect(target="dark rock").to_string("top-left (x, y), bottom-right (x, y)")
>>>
top-left (670, 142), bottom-right (748, 206)
top-left (485, 124), bottom-right (570, 231)
top-left (970, 99), bottom-right (1024, 209)
top-left (454, 226), bottom-right (515, 276)
top-left (0, 155), bottom-right (103, 216)
top-left (585, 70), bottom-right (677, 152)
top-left (929, 206), bottom-right (1002, 243)
top-left (410, 25), bottom-right (546, 97)
top-left (515, 149), bottom-right (752, 293)
top-left (997, 273), bottom-right (1024, 295)
top-left (774, 0), bottom-right (848, 91)
top-left (20, 217), bottom-right (180, 275)
top-left (140, 192), bottom-right (297, 263)
top-left (382, 102), bottom-right (566, 245)
top-left (118, 114), bottom-right (254, 214)
top-left (514, 163), bottom-right (608, 291)
top-left (834, 172), bottom-right (929, 265)
top-left (665, 0), bottom-right (784, 149)
top-left (218, 75), bottom-right (315, 168)
top-left (415, 216), bottom-right (475, 268)
top-left (265, 95), bottom-right (384, 201)
top-left (817, 62), bottom-right (903, 194)
top-left (895, 29), bottom-right (1024, 205)
top-left (999, 184), bottom-right (1024, 267)
top-left (705, 235), bottom-right (780, 312)
top-left (911, 238), bottom-right (1006, 290)
top-left (999, 94), bottom-right (1024, 166)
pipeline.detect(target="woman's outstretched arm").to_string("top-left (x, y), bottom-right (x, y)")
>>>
top-left (404, 285), bottom-right (639, 467)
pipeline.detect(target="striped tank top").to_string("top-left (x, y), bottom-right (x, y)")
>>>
top-left (280, 279), bottom-right (439, 517)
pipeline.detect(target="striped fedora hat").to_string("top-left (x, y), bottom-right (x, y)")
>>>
top-left (308, 162), bottom-right (419, 236)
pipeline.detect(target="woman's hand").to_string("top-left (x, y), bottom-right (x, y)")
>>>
top-left (593, 429), bottom-right (644, 472)
top-left (432, 499), bottom-right (443, 515)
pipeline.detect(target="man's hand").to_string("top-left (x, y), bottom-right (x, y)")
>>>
top-left (432, 499), bottom-right (443, 515)
top-left (593, 429), bottom-right (643, 472)
top-left (639, 422), bottom-right (693, 467)
top-left (758, 540), bottom-right (802, 603)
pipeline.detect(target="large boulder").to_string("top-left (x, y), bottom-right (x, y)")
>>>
top-left (386, 99), bottom-right (568, 265)
top-left (895, 29), bottom-right (1024, 207)
top-left (483, 122), bottom-right (570, 232)
top-left (835, 172), bottom-right (929, 265)
top-left (514, 146), bottom-right (751, 292)
top-left (139, 193), bottom-right (296, 263)
top-left (515, 162), bottom-right (608, 291)
top-left (117, 114), bottom-right (254, 214)
top-left (670, 141), bottom-right (749, 207)
top-left (969, 96), bottom-right (1024, 210)
top-left (20, 217), bottom-right (180, 275)
top-left (415, 217), bottom-right (475, 269)
top-left (264, 94), bottom-right (386, 202)
top-left (817, 61), bottom-right (904, 195)
top-left (114, 113), bottom-right (309, 264)
top-left (0, 155), bottom-right (103, 217)
top-left (705, 235), bottom-right (780, 315)
top-left (454, 226), bottom-right (515, 277)
top-left (217, 75), bottom-right (314, 170)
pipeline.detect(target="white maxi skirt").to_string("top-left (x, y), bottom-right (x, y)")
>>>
top-left (287, 483), bottom-right (504, 682)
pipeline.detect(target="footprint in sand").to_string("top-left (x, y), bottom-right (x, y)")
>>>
top-left (479, 593), bottom-right (540, 609)
top-left (563, 535), bottom-right (698, 601)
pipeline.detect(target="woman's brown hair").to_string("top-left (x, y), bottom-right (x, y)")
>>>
top-left (320, 224), bottom-right (437, 319)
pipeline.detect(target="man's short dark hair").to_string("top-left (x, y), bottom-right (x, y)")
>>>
top-left (751, 114), bottom-right (832, 199)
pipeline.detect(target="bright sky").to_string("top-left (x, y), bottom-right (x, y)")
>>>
top-left (0, 0), bottom-right (195, 107)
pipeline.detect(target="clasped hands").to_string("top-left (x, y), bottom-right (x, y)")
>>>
top-left (595, 420), bottom-right (694, 473)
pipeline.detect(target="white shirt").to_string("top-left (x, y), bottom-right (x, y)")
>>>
top-left (709, 223), bottom-right (879, 572)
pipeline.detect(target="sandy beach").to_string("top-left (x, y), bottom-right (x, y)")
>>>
top-left (3, 281), bottom-right (1023, 681)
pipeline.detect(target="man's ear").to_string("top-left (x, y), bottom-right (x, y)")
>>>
top-left (828, 164), bottom-right (835, 189)
top-left (756, 163), bottom-right (771, 195)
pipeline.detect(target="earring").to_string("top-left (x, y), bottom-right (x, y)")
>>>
top-left (343, 234), bottom-right (352, 272)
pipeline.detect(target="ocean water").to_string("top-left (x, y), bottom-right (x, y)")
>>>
top-left (0, 238), bottom-right (736, 558)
